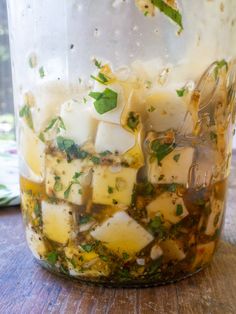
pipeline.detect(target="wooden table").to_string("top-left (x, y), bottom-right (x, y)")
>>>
top-left (0, 156), bottom-right (236, 314)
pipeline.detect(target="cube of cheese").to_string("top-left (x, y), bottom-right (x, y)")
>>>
top-left (60, 99), bottom-right (97, 146)
top-left (148, 147), bottom-right (194, 185)
top-left (205, 198), bottom-right (225, 236)
top-left (25, 226), bottom-right (47, 259)
top-left (41, 201), bottom-right (73, 244)
top-left (160, 239), bottom-right (186, 261)
top-left (95, 121), bottom-right (135, 154)
top-left (91, 211), bottom-right (154, 256)
top-left (192, 242), bottom-right (215, 269)
top-left (92, 166), bottom-right (137, 206)
top-left (45, 155), bottom-right (92, 205)
top-left (146, 91), bottom-right (192, 132)
top-left (89, 83), bottom-right (125, 124)
top-left (31, 80), bottom-right (72, 133)
top-left (147, 192), bottom-right (189, 224)
top-left (20, 124), bottom-right (45, 181)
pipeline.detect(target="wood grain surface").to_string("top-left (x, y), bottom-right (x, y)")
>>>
top-left (0, 154), bottom-right (235, 314)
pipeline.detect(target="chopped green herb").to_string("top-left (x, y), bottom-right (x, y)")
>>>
top-left (72, 172), bottom-right (83, 180)
top-left (158, 174), bottom-right (165, 181)
top-left (19, 105), bottom-right (33, 129)
top-left (79, 215), bottom-right (92, 225)
top-left (47, 252), bottom-right (58, 265)
top-left (81, 244), bottom-right (93, 253)
top-left (99, 150), bottom-right (112, 157)
top-left (94, 59), bottom-right (102, 69)
top-left (91, 156), bottom-right (100, 165)
top-left (112, 199), bottom-right (118, 205)
top-left (151, 139), bottom-right (175, 165)
top-left (148, 105), bottom-right (156, 112)
top-left (173, 153), bottom-right (180, 162)
top-left (64, 183), bottom-right (73, 199)
top-left (89, 88), bottom-right (118, 114)
top-left (127, 112), bottom-right (140, 131)
top-left (91, 72), bottom-right (109, 84)
top-left (39, 66), bottom-right (45, 78)
top-left (151, 0), bottom-right (183, 32)
top-left (44, 117), bottom-right (65, 133)
top-left (99, 255), bottom-right (108, 262)
top-left (176, 87), bottom-right (187, 97)
top-left (34, 202), bottom-right (41, 217)
top-left (176, 204), bottom-right (183, 216)
top-left (56, 136), bottom-right (88, 161)
top-left (167, 183), bottom-right (178, 192)
top-left (28, 54), bottom-right (37, 68)
top-left (148, 216), bottom-right (166, 238)
top-left (108, 186), bottom-right (114, 194)
top-left (122, 252), bottom-right (130, 260)
top-left (214, 59), bottom-right (228, 79)
top-left (54, 176), bottom-right (63, 192)
top-left (39, 132), bottom-right (45, 143)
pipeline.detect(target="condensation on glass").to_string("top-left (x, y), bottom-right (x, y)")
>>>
top-left (7, 0), bottom-right (236, 287)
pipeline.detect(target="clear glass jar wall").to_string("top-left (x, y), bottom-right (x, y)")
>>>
top-left (7, 0), bottom-right (236, 286)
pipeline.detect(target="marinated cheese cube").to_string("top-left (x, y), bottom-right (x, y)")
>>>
top-left (25, 226), bottom-right (47, 259)
top-left (30, 80), bottom-right (72, 133)
top-left (192, 242), bottom-right (215, 269)
top-left (147, 192), bottom-right (189, 224)
top-left (45, 155), bottom-right (92, 205)
top-left (89, 83), bottom-right (125, 124)
top-left (20, 124), bottom-right (45, 181)
top-left (92, 166), bottom-right (137, 206)
top-left (60, 99), bottom-right (97, 146)
top-left (95, 121), bottom-right (135, 154)
top-left (41, 201), bottom-right (73, 244)
top-left (146, 91), bottom-right (192, 132)
top-left (160, 239), bottom-right (186, 261)
top-left (148, 147), bottom-right (194, 185)
top-left (90, 211), bottom-right (154, 256)
top-left (205, 198), bottom-right (225, 236)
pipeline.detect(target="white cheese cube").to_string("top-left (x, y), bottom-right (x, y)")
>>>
top-left (95, 121), bottom-right (135, 154)
top-left (148, 147), bottom-right (194, 185)
top-left (147, 192), bottom-right (189, 224)
top-left (205, 198), bottom-right (224, 236)
top-left (60, 99), bottom-right (97, 146)
top-left (91, 211), bottom-right (154, 256)
top-left (41, 201), bottom-right (73, 244)
top-left (20, 124), bottom-right (45, 181)
top-left (160, 239), bottom-right (186, 261)
top-left (192, 242), bottom-right (215, 269)
top-left (30, 80), bottom-right (72, 133)
top-left (92, 166), bottom-right (137, 206)
top-left (25, 226), bottom-right (47, 259)
top-left (45, 155), bottom-right (92, 205)
top-left (146, 91), bottom-right (192, 132)
top-left (89, 83), bottom-right (125, 124)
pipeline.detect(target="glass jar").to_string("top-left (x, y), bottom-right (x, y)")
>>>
top-left (7, 0), bottom-right (236, 287)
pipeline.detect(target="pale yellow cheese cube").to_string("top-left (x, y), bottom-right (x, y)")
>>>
top-left (20, 124), bottom-right (45, 181)
top-left (25, 226), bottom-right (47, 259)
top-left (91, 211), bottom-right (154, 256)
top-left (147, 192), bottom-right (189, 224)
top-left (160, 239), bottom-right (186, 261)
top-left (205, 198), bottom-right (225, 236)
top-left (148, 147), bottom-right (194, 185)
top-left (192, 242), bottom-right (215, 269)
top-left (41, 201), bottom-right (73, 244)
top-left (92, 166), bottom-right (137, 206)
top-left (45, 155), bottom-right (92, 205)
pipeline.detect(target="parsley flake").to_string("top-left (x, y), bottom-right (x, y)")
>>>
top-left (89, 88), bottom-right (118, 114)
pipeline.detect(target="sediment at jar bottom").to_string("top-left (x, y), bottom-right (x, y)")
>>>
top-left (19, 59), bottom-right (235, 285)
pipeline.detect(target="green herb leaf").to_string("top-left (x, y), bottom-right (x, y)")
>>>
top-left (167, 183), bottom-right (178, 192)
top-left (94, 59), bottom-right (102, 69)
top-left (89, 88), bottom-right (118, 114)
top-left (122, 252), bottom-right (130, 260)
top-left (148, 105), bottom-right (156, 113)
top-left (173, 153), bottom-right (180, 162)
top-left (176, 204), bottom-right (183, 216)
top-left (54, 176), bottom-right (63, 192)
top-left (176, 87), bottom-right (186, 97)
top-left (19, 105), bottom-right (33, 129)
top-left (79, 215), bottom-right (92, 225)
top-left (91, 156), bottom-right (100, 165)
top-left (39, 66), bottom-right (45, 78)
top-left (148, 216), bottom-right (166, 238)
top-left (91, 72), bottom-right (109, 84)
top-left (210, 131), bottom-right (218, 143)
top-left (81, 244), bottom-right (93, 253)
top-left (72, 172), bottom-right (83, 180)
top-left (127, 112), bottom-right (140, 131)
top-left (47, 252), bottom-right (58, 265)
top-left (34, 202), bottom-right (41, 217)
top-left (151, 0), bottom-right (183, 32)
top-left (214, 59), bottom-right (228, 79)
top-left (64, 183), bottom-right (73, 199)
top-left (108, 186), bottom-right (114, 194)
top-left (44, 117), bottom-right (65, 133)
top-left (99, 150), bottom-right (112, 157)
top-left (39, 132), bottom-right (45, 143)
top-left (151, 139), bottom-right (175, 165)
